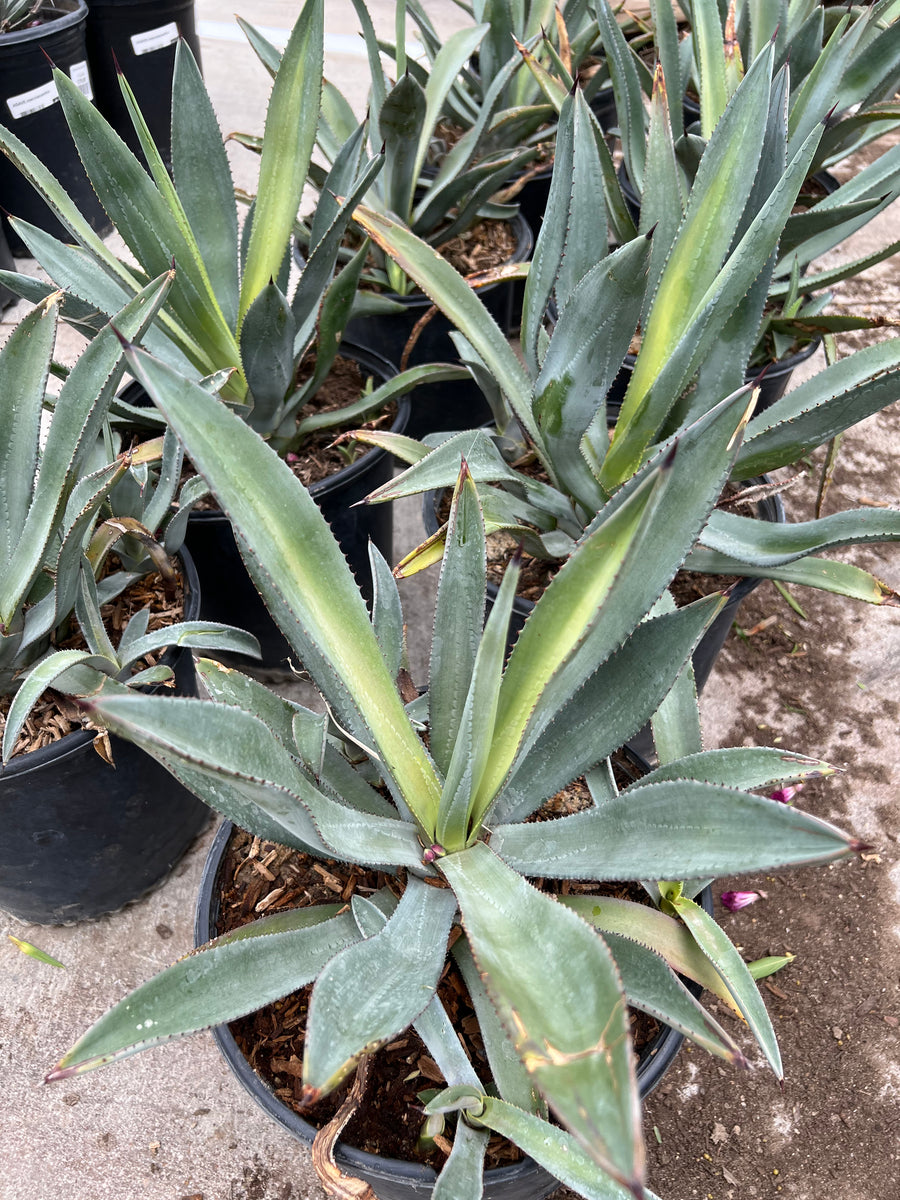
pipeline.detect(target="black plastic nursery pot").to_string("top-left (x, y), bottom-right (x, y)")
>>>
top-left (196, 820), bottom-right (712, 1200)
top-left (0, 549), bottom-right (210, 926)
top-left (84, 0), bottom-right (201, 166)
top-left (177, 345), bottom-right (410, 672)
top-left (341, 212), bottom-right (533, 440)
top-left (0, 0), bottom-right (112, 253)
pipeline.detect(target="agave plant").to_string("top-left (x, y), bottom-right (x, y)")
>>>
top-left (0, 0), bottom-right (462, 455)
top-left (0, 275), bottom-right (258, 761)
top-left (522, 0), bottom-right (900, 367)
top-left (349, 52), bottom-right (900, 609)
top-left (236, 0), bottom-right (540, 300)
top-left (41, 331), bottom-right (861, 1200)
top-left (381, 0), bottom-right (604, 156)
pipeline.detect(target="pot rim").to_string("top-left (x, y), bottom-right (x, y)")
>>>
top-left (0, 0), bottom-right (86, 44)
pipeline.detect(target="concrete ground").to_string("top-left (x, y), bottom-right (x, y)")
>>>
top-left (2, 4), bottom-right (899, 1199)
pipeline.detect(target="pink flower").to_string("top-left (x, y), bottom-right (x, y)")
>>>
top-left (721, 890), bottom-right (764, 912)
top-left (770, 784), bottom-right (803, 804)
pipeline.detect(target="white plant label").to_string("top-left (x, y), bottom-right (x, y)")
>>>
top-left (131, 23), bottom-right (180, 56)
top-left (69, 61), bottom-right (93, 100)
top-left (6, 80), bottom-right (58, 120)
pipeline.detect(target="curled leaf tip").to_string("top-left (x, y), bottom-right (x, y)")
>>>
top-left (299, 1084), bottom-right (321, 1108)
top-left (849, 839), bottom-right (876, 855)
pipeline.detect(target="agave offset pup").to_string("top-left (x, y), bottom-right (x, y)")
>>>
top-left (41, 332), bottom-right (862, 1199)
top-left (0, 274), bottom-right (258, 762)
top-left (351, 56), bottom-right (900, 610)
top-left (0, 0), bottom-right (461, 456)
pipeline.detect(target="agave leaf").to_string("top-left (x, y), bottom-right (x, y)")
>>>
top-left (54, 71), bottom-right (240, 376)
top-left (106, 622), bottom-right (261, 668)
top-left (352, 892), bottom-right (482, 1090)
top-left (453, 939), bottom-right (544, 1115)
top-left (380, 72), bottom-right (427, 225)
top-left (441, 842), bottom-right (645, 1194)
top-left (307, 119), bottom-right (367, 256)
top-left (413, 23), bottom-right (489, 188)
top-left (787, 12), bottom-right (861, 157)
top-left (637, 746), bottom-right (834, 791)
top-left (684, 64), bottom-right (789, 421)
top-left (438, 530), bottom-right (520, 848)
top-left (640, 64), bottom-right (684, 305)
top-left (473, 458), bottom-right (673, 813)
top-left (235, 15), bottom-right (282, 77)
top-left (594, 0), bottom-right (647, 189)
top-left (121, 347), bottom-right (442, 835)
top-left (559, 894), bottom-right (740, 1012)
top-left (432, 1122), bottom-right (488, 1200)
top-left (303, 877), bottom-right (457, 1098)
top-left (47, 908), bottom-right (359, 1079)
top-left (296, 362), bottom-right (471, 439)
top-left (691, 0), bottom-right (729, 137)
top-left (292, 147), bottom-right (385, 342)
top-left (369, 544), bottom-right (405, 682)
top-left (0, 274), bottom-right (174, 628)
top-left (604, 113), bottom-right (826, 487)
top-left (480, 388), bottom-right (752, 811)
top-left (601, 931), bottom-right (747, 1066)
top-left (430, 1092), bottom-right (661, 1200)
top-left (239, 0), bottom-right (324, 323)
top-left (240, 282), bottom-right (296, 434)
top-left (734, 341), bottom-right (900, 476)
top-left (520, 91), bottom-right (576, 373)
top-left (349, 0), bottom-right (389, 144)
top-left (490, 782), bottom-right (859, 879)
top-left (534, 234), bottom-right (652, 511)
top-left (697, 506), bottom-right (900, 568)
top-left (665, 890), bottom-right (781, 1077)
top-left (601, 46), bottom-right (775, 485)
top-left (649, 0), bottom-right (684, 138)
top-left (198, 660), bottom-right (396, 821)
top-left (0, 295), bottom-right (57, 572)
top-left (428, 464), bottom-right (487, 779)
top-left (351, 205), bottom-right (537, 442)
top-left (364, 429), bottom-right (524, 502)
top-left (98, 685), bottom-right (428, 867)
top-left (491, 595), bottom-right (725, 824)
top-left (557, 91), bottom-right (609, 301)
top-left (650, 652), bottom-right (702, 766)
top-left (4, 221), bottom-right (200, 371)
top-left (683, 549), bottom-right (899, 604)
top-left (2, 650), bottom-right (96, 762)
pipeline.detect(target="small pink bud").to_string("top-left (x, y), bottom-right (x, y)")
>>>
top-left (721, 890), bottom-right (764, 912)
top-left (770, 784), bottom-right (803, 804)
top-left (422, 844), bottom-right (445, 864)
top-left (285, 452), bottom-right (300, 464)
